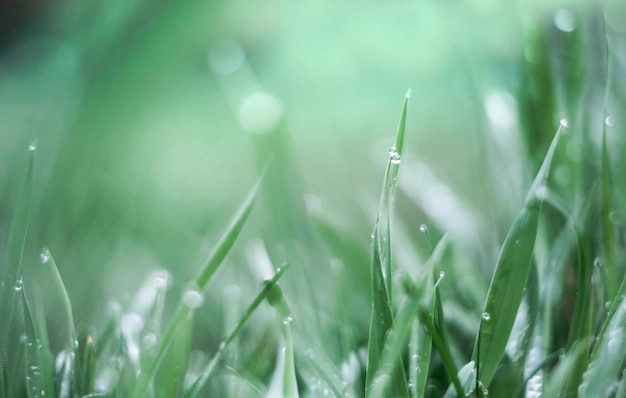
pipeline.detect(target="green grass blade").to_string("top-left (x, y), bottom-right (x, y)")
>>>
top-left (76, 331), bottom-right (96, 396)
top-left (195, 177), bottom-right (261, 289)
top-left (544, 338), bottom-right (591, 398)
top-left (370, 235), bottom-right (449, 397)
top-left (365, 92), bottom-right (410, 398)
top-left (0, 147), bottom-right (35, 395)
top-left (266, 282), bottom-right (298, 398)
top-left (474, 124), bottom-right (563, 388)
top-left (579, 286), bottom-right (626, 397)
top-left (21, 285), bottom-right (55, 398)
top-left (132, 180), bottom-right (260, 398)
top-left (442, 361), bottom-right (476, 398)
top-left (155, 310), bottom-right (192, 398)
top-left (184, 264), bottom-right (291, 397)
top-left (600, 120), bottom-right (617, 301)
top-left (42, 250), bottom-right (77, 398)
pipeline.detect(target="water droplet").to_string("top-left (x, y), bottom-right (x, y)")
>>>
top-left (238, 92), bottom-right (283, 135)
top-left (593, 257), bottom-right (602, 267)
top-left (405, 88), bottom-right (412, 99)
top-left (15, 277), bottom-right (23, 291)
top-left (482, 312), bottom-right (491, 321)
top-left (217, 341), bottom-right (226, 350)
top-left (554, 9), bottom-right (576, 32)
top-left (143, 333), bottom-right (157, 347)
top-left (605, 115), bottom-right (615, 127)
top-left (419, 224), bottom-right (428, 233)
top-left (28, 142), bottom-right (37, 152)
top-left (282, 314), bottom-right (294, 325)
top-left (439, 270), bottom-right (446, 278)
top-left (39, 247), bottom-right (50, 264)
top-left (483, 387), bottom-right (489, 396)
top-left (388, 147), bottom-right (401, 164)
top-left (183, 289), bottom-right (204, 309)
top-left (560, 118), bottom-right (570, 128)
top-left (151, 269), bottom-right (169, 289)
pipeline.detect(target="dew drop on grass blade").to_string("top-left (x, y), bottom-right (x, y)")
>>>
top-left (366, 91), bottom-right (410, 398)
top-left (473, 123), bottom-right (563, 388)
top-left (0, 148), bottom-right (35, 396)
top-left (42, 250), bottom-right (78, 398)
top-left (132, 179), bottom-right (261, 398)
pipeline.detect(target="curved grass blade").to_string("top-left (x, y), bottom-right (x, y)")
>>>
top-left (184, 264), bottom-right (290, 397)
top-left (21, 285), bottom-right (55, 398)
top-left (132, 179), bottom-right (260, 398)
top-left (473, 124), bottom-right (563, 388)
top-left (0, 147), bottom-right (35, 395)
top-left (266, 282), bottom-right (297, 398)
top-left (365, 92), bottom-right (410, 398)
top-left (42, 250), bottom-right (78, 398)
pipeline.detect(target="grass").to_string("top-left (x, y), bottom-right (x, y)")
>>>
top-left (1, 4), bottom-right (626, 398)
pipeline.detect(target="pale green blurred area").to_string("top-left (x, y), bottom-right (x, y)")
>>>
top-left (0, 0), bottom-right (623, 330)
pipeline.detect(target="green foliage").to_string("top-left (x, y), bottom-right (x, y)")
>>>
top-left (1, 3), bottom-right (626, 398)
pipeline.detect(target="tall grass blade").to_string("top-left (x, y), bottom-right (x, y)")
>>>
top-left (132, 180), bottom-right (260, 398)
top-left (544, 338), bottom-right (591, 398)
top-left (600, 120), bottom-right (617, 301)
top-left (473, 124), bottom-right (563, 387)
top-left (76, 331), bottom-right (96, 396)
top-left (365, 92), bottom-right (410, 398)
top-left (0, 148), bottom-right (35, 395)
top-left (184, 264), bottom-right (291, 397)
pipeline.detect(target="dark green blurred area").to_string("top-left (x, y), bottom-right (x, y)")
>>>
top-left (1, 0), bottom-right (625, 337)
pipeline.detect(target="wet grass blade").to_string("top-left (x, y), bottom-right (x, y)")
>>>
top-left (369, 235), bottom-right (449, 397)
top-left (21, 285), bottom-right (55, 398)
top-left (0, 147), bottom-right (35, 395)
top-left (131, 179), bottom-right (260, 398)
top-left (266, 282), bottom-right (298, 398)
top-left (42, 250), bottom-right (78, 398)
top-left (365, 92), bottom-right (410, 398)
top-left (474, 124), bottom-right (563, 388)
top-left (184, 264), bottom-right (291, 397)
top-left (76, 331), bottom-right (96, 396)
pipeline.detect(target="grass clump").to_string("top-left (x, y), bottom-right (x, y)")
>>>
top-left (1, 6), bottom-right (626, 398)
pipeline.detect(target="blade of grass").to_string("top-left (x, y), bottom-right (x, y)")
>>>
top-left (131, 178), bottom-right (260, 398)
top-left (473, 123), bottom-right (563, 388)
top-left (369, 235), bottom-right (450, 397)
top-left (155, 310), bottom-right (192, 398)
top-left (0, 147), bottom-right (35, 395)
top-left (76, 331), bottom-right (96, 396)
top-left (184, 264), bottom-right (291, 397)
top-left (266, 281), bottom-right (297, 398)
top-left (579, 283), bottom-right (626, 397)
top-left (544, 338), bottom-right (591, 398)
top-left (365, 92), bottom-right (410, 398)
top-left (41, 249), bottom-right (78, 398)
top-left (21, 284), bottom-right (55, 398)
top-left (442, 361), bottom-right (476, 398)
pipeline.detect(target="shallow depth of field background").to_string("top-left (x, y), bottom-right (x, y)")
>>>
top-left (1, 0), bottom-right (625, 385)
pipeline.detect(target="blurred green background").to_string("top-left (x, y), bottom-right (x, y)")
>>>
top-left (1, 0), bottom-right (624, 346)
